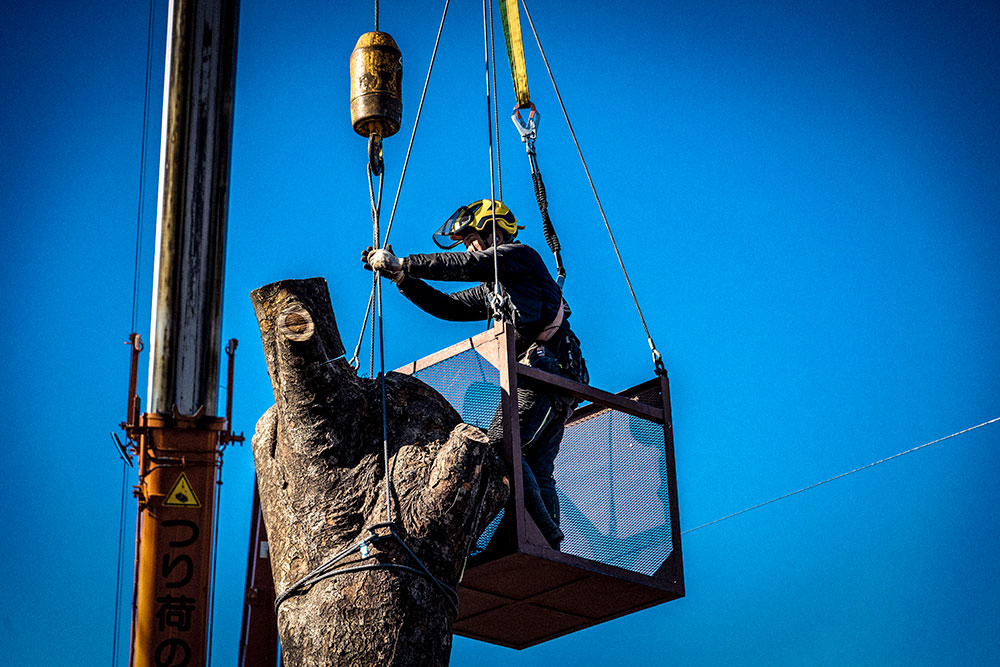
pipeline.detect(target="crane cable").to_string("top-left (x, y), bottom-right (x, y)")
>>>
top-left (369, 163), bottom-right (393, 525)
top-left (491, 2), bottom-right (503, 204)
top-left (206, 449), bottom-right (225, 666)
top-left (274, 522), bottom-right (459, 614)
top-left (519, 0), bottom-right (665, 370)
top-left (349, 0), bottom-right (452, 370)
top-left (484, 0), bottom-right (503, 309)
top-left (114, 1), bottom-right (157, 665)
top-left (112, 453), bottom-right (130, 667)
top-left (130, 0), bottom-right (156, 335)
top-left (351, 0), bottom-right (395, 527)
top-left (682, 416), bottom-right (1000, 535)
top-left (274, 2), bottom-right (464, 611)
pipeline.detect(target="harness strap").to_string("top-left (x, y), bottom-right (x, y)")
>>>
top-left (536, 300), bottom-right (564, 343)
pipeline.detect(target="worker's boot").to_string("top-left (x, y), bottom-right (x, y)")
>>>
top-left (545, 526), bottom-right (565, 551)
top-left (523, 465), bottom-right (564, 550)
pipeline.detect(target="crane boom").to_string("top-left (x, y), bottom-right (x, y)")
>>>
top-left (127, 1), bottom-right (240, 664)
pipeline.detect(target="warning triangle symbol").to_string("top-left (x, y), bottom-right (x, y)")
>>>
top-left (163, 472), bottom-right (201, 508)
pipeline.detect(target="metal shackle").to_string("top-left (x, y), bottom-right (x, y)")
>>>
top-left (350, 31), bottom-right (403, 139)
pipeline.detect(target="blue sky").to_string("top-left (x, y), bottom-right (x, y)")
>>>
top-left (2, 0), bottom-right (998, 665)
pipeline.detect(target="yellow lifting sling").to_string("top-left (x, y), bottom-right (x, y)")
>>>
top-left (499, 0), bottom-right (530, 107)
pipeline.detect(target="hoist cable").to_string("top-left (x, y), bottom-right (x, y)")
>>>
top-left (115, 2), bottom-right (157, 663)
top-left (374, 0), bottom-right (379, 32)
top-left (130, 0), bottom-right (156, 334)
top-left (382, 0), bottom-right (451, 246)
top-left (682, 416), bottom-right (1000, 535)
top-left (111, 457), bottom-right (129, 666)
top-left (206, 451), bottom-right (224, 666)
top-left (489, 0), bottom-right (503, 201)
top-left (348, 156), bottom-right (385, 373)
top-left (519, 0), bottom-right (663, 368)
top-left (348, 290), bottom-right (375, 369)
top-left (483, 0), bottom-right (501, 302)
top-left (354, 0), bottom-right (449, 365)
top-left (367, 161), bottom-right (393, 523)
top-left (377, 281), bottom-right (392, 523)
top-left (369, 276), bottom-right (377, 377)
top-left (368, 166), bottom-right (384, 378)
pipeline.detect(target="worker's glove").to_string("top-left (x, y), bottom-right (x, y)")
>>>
top-left (361, 245), bottom-right (404, 282)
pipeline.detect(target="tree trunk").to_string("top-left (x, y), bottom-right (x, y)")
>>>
top-left (249, 277), bottom-right (508, 666)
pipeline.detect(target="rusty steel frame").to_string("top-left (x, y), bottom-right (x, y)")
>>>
top-left (396, 322), bottom-right (684, 649)
top-left (238, 483), bottom-right (278, 667)
top-left (120, 333), bottom-right (243, 667)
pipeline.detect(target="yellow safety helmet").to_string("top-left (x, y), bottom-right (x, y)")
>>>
top-left (432, 199), bottom-right (524, 249)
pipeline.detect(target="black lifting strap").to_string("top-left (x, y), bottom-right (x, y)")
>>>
top-left (514, 103), bottom-right (566, 287)
top-left (532, 169), bottom-right (565, 285)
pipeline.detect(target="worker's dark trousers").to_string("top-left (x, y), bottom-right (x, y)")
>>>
top-left (488, 356), bottom-right (575, 549)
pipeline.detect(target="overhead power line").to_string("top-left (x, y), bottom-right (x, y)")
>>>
top-left (682, 416), bottom-right (1000, 535)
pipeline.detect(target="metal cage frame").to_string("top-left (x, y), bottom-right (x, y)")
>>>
top-left (395, 322), bottom-right (684, 649)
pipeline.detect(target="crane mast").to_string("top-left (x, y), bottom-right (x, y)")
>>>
top-left (122, 1), bottom-right (241, 664)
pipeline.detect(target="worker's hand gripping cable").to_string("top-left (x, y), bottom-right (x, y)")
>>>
top-left (363, 246), bottom-right (405, 283)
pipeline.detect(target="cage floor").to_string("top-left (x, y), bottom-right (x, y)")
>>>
top-left (454, 549), bottom-right (681, 649)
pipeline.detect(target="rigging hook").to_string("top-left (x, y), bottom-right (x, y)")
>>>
top-left (512, 102), bottom-right (539, 156)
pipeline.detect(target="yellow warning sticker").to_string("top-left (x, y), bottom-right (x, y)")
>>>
top-left (163, 472), bottom-right (201, 508)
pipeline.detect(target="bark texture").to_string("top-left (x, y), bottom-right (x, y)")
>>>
top-left (250, 277), bottom-right (508, 666)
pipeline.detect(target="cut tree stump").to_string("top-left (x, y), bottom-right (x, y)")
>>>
top-left (250, 277), bottom-right (508, 666)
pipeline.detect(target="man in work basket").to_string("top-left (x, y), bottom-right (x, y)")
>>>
top-left (362, 198), bottom-right (587, 551)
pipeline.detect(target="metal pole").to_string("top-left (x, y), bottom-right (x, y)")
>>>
top-left (148, 0), bottom-right (240, 417)
top-left (131, 2), bottom-right (240, 665)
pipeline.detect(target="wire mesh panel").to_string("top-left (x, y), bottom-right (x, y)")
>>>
top-left (558, 394), bottom-right (673, 577)
top-left (407, 344), bottom-right (507, 552)
top-left (409, 346), bottom-right (501, 431)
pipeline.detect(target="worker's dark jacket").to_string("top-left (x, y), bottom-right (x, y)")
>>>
top-left (397, 242), bottom-right (587, 385)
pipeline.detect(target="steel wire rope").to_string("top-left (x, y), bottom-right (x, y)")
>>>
top-left (354, 0), bottom-right (451, 526)
top-left (130, 0), bottom-right (156, 334)
top-left (381, 0), bottom-right (451, 245)
top-left (351, 0), bottom-right (452, 365)
top-left (112, 456), bottom-right (129, 666)
top-left (369, 277), bottom-right (377, 377)
top-left (341, 0), bottom-right (495, 610)
top-left (114, 2), bottom-right (157, 664)
top-left (274, 524), bottom-right (459, 613)
top-left (369, 167), bottom-right (384, 378)
top-left (363, 156), bottom-right (394, 523)
top-left (375, 209), bottom-right (393, 524)
top-left (348, 290), bottom-right (375, 369)
top-left (682, 416), bottom-right (1000, 535)
top-left (519, 0), bottom-right (664, 368)
top-left (348, 140), bottom-right (385, 374)
top-left (484, 0), bottom-right (501, 301)
top-left (206, 450), bottom-right (224, 665)
top-left (490, 0), bottom-right (503, 202)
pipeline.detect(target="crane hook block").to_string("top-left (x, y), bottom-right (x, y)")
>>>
top-left (350, 32), bottom-right (403, 139)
